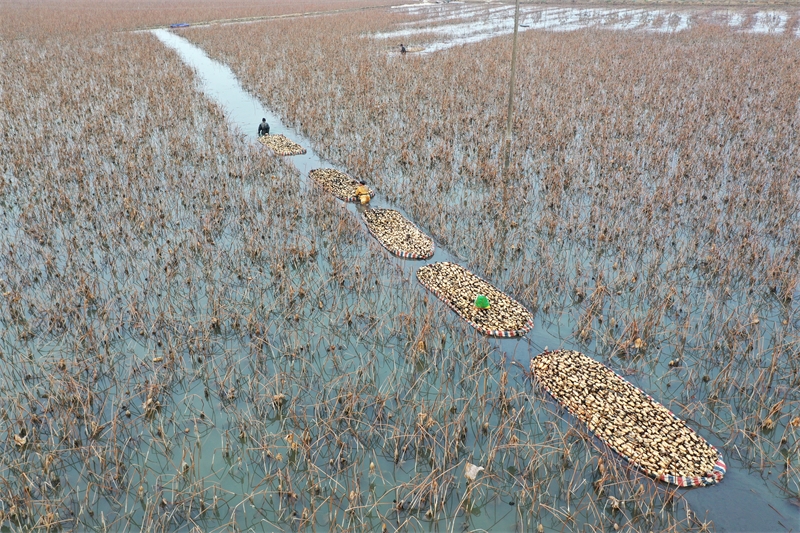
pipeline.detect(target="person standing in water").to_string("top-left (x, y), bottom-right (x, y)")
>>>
top-left (258, 118), bottom-right (270, 137)
top-left (400, 43), bottom-right (407, 55)
top-left (355, 181), bottom-right (371, 205)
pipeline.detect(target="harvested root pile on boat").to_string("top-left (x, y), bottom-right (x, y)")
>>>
top-left (416, 262), bottom-right (533, 337)
top-left (257, 134), bottom-right (306, 156)
top-left (362, 208), bottom-right (434, 259)
top-left (531, 349), bottom-right (726, 487)
top-left (308, 168), bottom-right (373, 202)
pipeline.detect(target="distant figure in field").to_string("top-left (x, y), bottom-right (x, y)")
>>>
top-left (400, 43), bottom-right (406, 55)
top-left (258, 118), bottom-right (270, 137)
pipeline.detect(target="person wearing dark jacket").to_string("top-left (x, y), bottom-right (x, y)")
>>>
top-left (258, 118), bottom-right (270, 137)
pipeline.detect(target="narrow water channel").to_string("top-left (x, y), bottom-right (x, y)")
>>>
top-left (151, 28), bottom-right (542, 363)
top-left (151, 27), bottom-right (794, 533)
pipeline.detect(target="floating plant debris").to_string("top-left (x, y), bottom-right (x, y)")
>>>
top-left (362, 208), bottom-right (433, 259)
top-left (531, 349), bottom-right (726, 487)
top-left (258, 133), bottom-right (306, 155)
top-left (416, 262), bottom-right (533, 337)
top-left (308, 168), bottom-right (373, 202)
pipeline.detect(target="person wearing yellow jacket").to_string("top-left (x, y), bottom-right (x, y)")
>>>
top-left (355, 181), bottom-right (371, 205)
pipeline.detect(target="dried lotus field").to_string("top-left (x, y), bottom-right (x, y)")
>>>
top-left (0, 0), bottom-right (400, 38)
top-left (181, 5), bottom-right (800, 530)
top-left (1, 1), bottom-right (800, 532)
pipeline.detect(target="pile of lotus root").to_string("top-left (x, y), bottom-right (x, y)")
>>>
top-left (416, 262), bottom-right (533, 337)
top-left (308, 168), bottom-right (372, 202)
top-left (258, 134), bottom-right (306, 156)
top-left (362, 208), bottom-right (434, 259)
top-left (532, 349), bottom-right (725, 487)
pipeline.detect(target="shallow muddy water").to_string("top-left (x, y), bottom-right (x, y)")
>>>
top-left (145, 27), bottom-right (796, 532)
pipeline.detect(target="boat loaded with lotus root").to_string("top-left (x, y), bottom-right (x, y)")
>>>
top-left (416, 262), bottom-right (533, 337)
top-left (531, 349), bottom-right (726, 487)
top-left (362, 208), bottom-right (434, 259)
top-left (309, 168), bottom-right (374, 202)
top-left (257, 133), bottom-right (306, 156)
